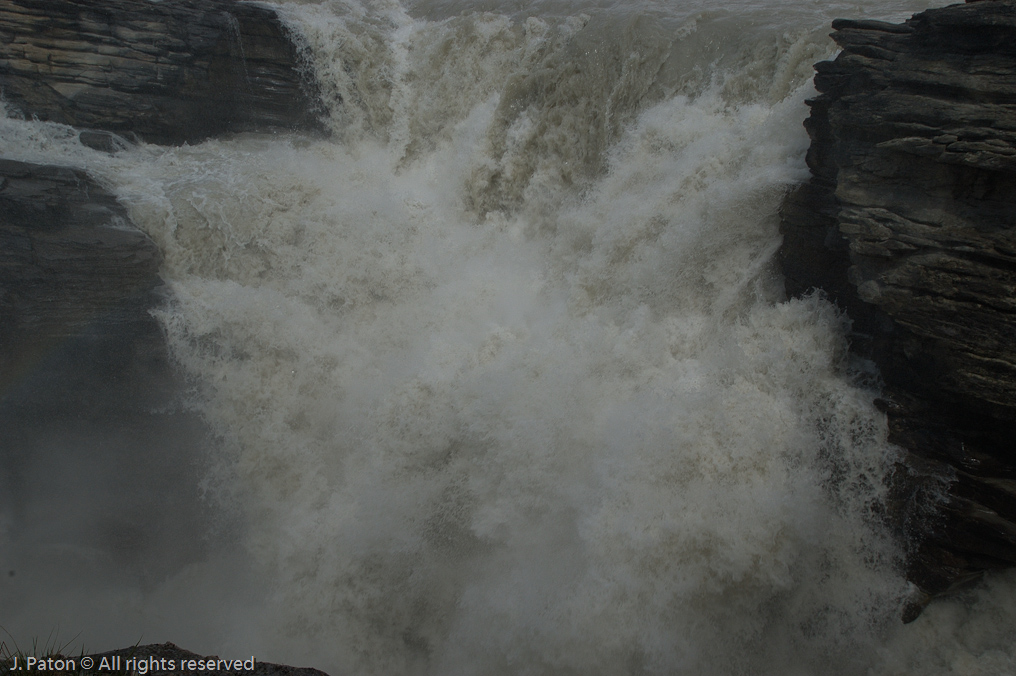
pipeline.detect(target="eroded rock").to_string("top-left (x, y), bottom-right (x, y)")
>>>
top-left (0, 0), bottom-right (325, 145)
top-left (0, 159), bottom-right (217, 598)
top-left (780, 1), bottom-right (1016, 609)
top-left (0, 157), bottom-right (163, 395)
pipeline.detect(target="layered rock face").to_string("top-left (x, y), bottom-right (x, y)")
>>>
top-left (0, 0), bottom-right (329, 622)
top-left (780, 1), bottom-right (1016, 609)
top-left (0, 0), bottom-right (324, 144)
top-left (0, 1), bottom-right (326, 666)
top-left (0, 158), bottom-right (162, 384)
top-left (0, 156), bottom-right (188, 422)
top-left (0, 159), bottom-right (217, 587)
top-left (0, 0), bottom-right (324, 405)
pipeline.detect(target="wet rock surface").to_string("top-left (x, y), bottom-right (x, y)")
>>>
top-left (0, 2), bottom-right (324, 662)
top-left (0, 0), bottom-right (325, 144)
top-left (780, 1), bottom-right (1016, 609)
top-left (0, 159), bottom-right (218, 613)
top-left (0, 157), bottom-right (166, 412)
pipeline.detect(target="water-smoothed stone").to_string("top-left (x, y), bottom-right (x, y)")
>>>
top-left (780, 0), bottom-right (1016, 613)
top-left (78, 128), bottom-right (140, 153)
top-left (0, 0), bottom-right (325, 145)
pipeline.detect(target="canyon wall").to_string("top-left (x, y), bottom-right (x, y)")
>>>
top-left (0, 0), bottom-right (325, 521)
top-left (780, 0), bottom-right (1016, 614)
top-left (0, 2), bottom-right (325, 665)
top-left (5, 0), bottom-right (1015, 636)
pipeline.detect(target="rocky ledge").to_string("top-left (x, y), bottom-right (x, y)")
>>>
top-left (0, 0), bottom-right (325, 145)
top-left (780, 0), bottom-right (1016, 613)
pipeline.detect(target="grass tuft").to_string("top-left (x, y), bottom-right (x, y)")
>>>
top-left (1, 627), bottom-right (88, 674)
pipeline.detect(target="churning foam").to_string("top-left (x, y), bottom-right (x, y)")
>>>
top-left (1, 0), bottom-right (1013, 673)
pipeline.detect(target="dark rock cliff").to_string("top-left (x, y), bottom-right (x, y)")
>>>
top-left (780, 0), bottom-right (1016, 613)
top-left (0, 0), bottom-right (325, 145)
top-left (0, 159), bottom-right (217, 590)
top-left (0, 158), bottom-right (163, 390)
top-left (0, 2), bottom-right (326, 669)
top-left (0, 160), bottom-right (331, 676)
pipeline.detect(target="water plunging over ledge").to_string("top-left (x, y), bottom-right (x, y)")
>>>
top-left (1, 0), bottom-right (1014, 673)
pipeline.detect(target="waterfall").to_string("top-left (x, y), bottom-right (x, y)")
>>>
top-left (2, 0), bottom-right (1014, 673)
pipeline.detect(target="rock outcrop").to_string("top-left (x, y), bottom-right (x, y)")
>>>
top-left (0, 0), bottom-right (324, 145)
top-left (0, 159), bottom-right (217, 591)
top-left (0, 158), bottom-right (165, 411)
top-left (0, 1), bottom-right (324, 662)
top-left (780, 0), bottom-right (1016, 613)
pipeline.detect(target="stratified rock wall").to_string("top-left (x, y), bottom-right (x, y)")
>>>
top-left (0, 2), bottom-right (322, 652)
top-left (781, 1), bottom-right (1016, 607)
top-left (0, 159), bottom-right (220, 592)
top-left (0, 0), bottom-right (324, 144)
top-left (0, 157), bottom-right (165, 410)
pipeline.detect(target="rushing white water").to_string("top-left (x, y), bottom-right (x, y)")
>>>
top-left (2, 0), bottom-right (1015, 673)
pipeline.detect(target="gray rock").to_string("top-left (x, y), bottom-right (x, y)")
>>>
top-left (780, 0), bottom-right (1016, 612)
top-left (77, 129), bottom-right (139, 153)
top-left (0, 159), bottom-right (217, 597)
top-left (0, 0), bottom-right (326, 145)
top-left (0, 157), bottom-right (162, 375)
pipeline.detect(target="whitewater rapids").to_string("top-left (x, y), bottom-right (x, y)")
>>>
top-left (2, 0), bottom-right (1014, 673)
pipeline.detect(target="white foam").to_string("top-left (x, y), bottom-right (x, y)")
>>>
top-left (3, 0), bottom-right (1013, 673)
